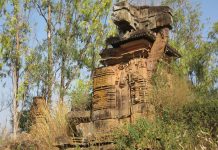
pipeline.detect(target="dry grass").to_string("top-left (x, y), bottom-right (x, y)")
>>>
top-left (150, 62), bottom-right (196, 114)
top-left (0, 102), bottom-right (70, 150)
top-left (29, 102), bottom-right (70, 148)
top-left (0, 124), bottom-right (9, 146)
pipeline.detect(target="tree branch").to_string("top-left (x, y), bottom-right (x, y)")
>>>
top-left (36, 3), bottom-right (48, 25)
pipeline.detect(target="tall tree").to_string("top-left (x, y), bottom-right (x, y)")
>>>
top-left (162, 0), bottom-right (218, 94)
top-left (13, 0), bottom-right (20, 139)
top-left (0, 0), bottom-right (30, 139)
top-left (32, 0), bottom-right (54, 105)
top-left (26, 0), bottom-right (113, 105)
top-left (47, 0), bottom-right (53, 104)
top-left (53, 0), bottom-right (113, 103)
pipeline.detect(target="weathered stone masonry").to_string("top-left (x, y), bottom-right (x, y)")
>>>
top-left (56, 1), bottom-right (181, 149)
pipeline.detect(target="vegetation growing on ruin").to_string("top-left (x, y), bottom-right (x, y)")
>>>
top-left (114, 0), bottom-right (218, 148)
top-left (114, 63), bottom-right (218, 149)
top-left (0, 0), bottom-right (217, 149)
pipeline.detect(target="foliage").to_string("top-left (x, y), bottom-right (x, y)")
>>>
top-left (27, 0), bottom-right (113, 102)
top-left (18, 110), bottom-right (31, 132)
top-left (162, 0), bottom-right (218, 94)
top-left (181, 99), bottom-right (218, 137)
top-left (115, 116), bottom-right (218, 150)
top-left (150, 61), bottom-right (195, 121)
top-left (71, 79), bottom-right (92, 110)
top-left (115, 94), bottom-right (218, 149)
top-left (0, 0), bottom-right (30, 100)
top-left (0, 0), bottom-right (31, 138)
top-left (115, 119), bottom-right (193, 150)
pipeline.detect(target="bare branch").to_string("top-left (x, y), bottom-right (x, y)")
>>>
top-left (36, 3), bottom-right (48, 25)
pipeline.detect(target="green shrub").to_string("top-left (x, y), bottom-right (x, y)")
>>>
top-left (19, 110), bottom-right (31, 132)
top-left (115, 97), bottom-right (218, 150)
top-left (182, 99), bottom-right (218, 137)
top-left (115, 119), bottom-right (194, 150)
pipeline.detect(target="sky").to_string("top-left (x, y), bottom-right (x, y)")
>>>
top-left (0, 0), bottom-right (218, 132)
top-left (196, 0), bottom-right (217, 39)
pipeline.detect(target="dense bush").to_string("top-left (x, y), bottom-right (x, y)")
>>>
top-left (115, 119), bottom-right (193, 150)
top-left (115, 98), bottom-right (218, 150)
top-left (181, 99), bottom-right (218, 137)
top-left (18, 110), bottom-right (31, 132)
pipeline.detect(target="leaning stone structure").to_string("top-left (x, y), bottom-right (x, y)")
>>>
top-left (55, 1), bottom-right (180, 149)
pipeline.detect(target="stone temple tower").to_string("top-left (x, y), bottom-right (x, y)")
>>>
top-left (55, 1), bottom-right (180, 149)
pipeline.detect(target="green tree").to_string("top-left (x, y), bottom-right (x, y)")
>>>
top-left (31, 0), bottom-right (54, 105)
top-left (162, 0), bottom-right (218, 94)
top-left (53, 0), bottom-right (113, 103)
top-left (206, 22), bottom-right (218, 95)
top-left (0, 0), bottom-right (30, 139)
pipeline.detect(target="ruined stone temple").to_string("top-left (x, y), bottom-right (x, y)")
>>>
top-left (55, 1), bottom-right (181, 149)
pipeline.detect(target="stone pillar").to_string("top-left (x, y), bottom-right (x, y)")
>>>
top-left (30, 97), bottom-right (49, 132)
top-left (146, 28), bottom-right (170, 95)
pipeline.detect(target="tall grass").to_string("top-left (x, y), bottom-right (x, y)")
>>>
top-left (0, 124), bottom-right (8, 146)
top-left (29, 102), bottom-right (70, 148)
top-left (0, 102), bottom-right (70, 149)
top-left (150, 62), bottom-right (196, 118)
